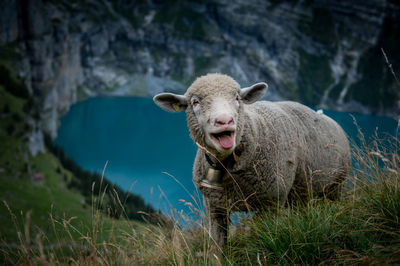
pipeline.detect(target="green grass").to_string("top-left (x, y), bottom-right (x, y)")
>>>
top-left (0, 85), bottom-right (146, 264)
top-left (229, 202), bottom-right (375, 265)
top-left (232, 132), bottom-right (400, 265)
top-left (0, 85), bottom-right (91, 243)
top-left (1, 124), bottom-right (399, 264)
top-left (0, 147), bottom-right (145, 264)
top-left (0, 152), bottom-right (89, 240)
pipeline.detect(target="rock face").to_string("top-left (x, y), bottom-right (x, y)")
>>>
top-left (0, 0), bottom-right (399, 139)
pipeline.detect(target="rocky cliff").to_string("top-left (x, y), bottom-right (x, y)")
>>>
top-left (1, 0), bottom-right (399, 142)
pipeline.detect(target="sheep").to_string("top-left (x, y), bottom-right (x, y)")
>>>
top-left (153, 73), bottom-right (351, 252)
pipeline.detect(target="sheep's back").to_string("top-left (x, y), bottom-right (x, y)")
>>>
top-left (250, 101), bottom-right (350, 194)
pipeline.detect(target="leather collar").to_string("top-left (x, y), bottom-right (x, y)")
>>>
top-left (204, 144), bottom-right (243, 172)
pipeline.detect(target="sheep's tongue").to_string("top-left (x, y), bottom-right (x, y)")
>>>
top-left (218, 134), bottom-right (234, 149)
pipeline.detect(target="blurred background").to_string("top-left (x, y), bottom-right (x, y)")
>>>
top-left (0, 0), bottom-right (399, 231)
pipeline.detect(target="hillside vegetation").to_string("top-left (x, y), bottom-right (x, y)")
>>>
top-left (0, 83), bottom-right (162, 263)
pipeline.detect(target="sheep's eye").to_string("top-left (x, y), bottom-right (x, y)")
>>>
top-left (235, 95), bottom-right (240, 101)
top-left (192, 99), bottom-right (199, 107)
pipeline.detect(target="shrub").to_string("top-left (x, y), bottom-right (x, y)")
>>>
top-left (0, 64), bottom-right (29, 99)
top-left (6, 124), bottom-right (15, 135)
top-left (3, 103), bottom-right (10, 114)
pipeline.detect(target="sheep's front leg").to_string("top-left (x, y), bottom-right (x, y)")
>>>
top-left (194, 154), bottom-right (229, 255)
top-left (208, 203), bottom-right (228, 251)
top-left (203, 195), bottom-right (229, 255)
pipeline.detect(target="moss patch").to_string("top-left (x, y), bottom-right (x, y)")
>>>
top-left (345, 16), bottom-right (400, 109)
top-left (194, 56), bottom-right (217, 77)
top-left (153, 0), bottom-right (209, 41)
top-left (298, 7), bottom-right (337, 47)
top-left (297, 48), bottom-right (334, 105)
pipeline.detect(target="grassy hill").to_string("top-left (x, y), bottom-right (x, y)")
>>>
top-left (0, 84), bottom-right (160, 263)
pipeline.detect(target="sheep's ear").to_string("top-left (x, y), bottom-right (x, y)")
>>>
top-left (240, 82), bottom-right (268, 104)
top-left (153, 93), bottom-right (188, 113)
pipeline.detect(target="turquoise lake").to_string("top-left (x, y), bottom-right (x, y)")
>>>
top-left (55, 97), bottom-right (398, 213)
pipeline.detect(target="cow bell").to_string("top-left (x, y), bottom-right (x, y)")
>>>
top-left (200, 168), bottom-right (224, 190)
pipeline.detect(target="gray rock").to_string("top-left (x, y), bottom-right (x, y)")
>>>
top-left (27, 129), bottom-right (45, 156)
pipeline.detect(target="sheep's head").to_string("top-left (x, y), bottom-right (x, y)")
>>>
top-left (153, 73), bottom-right (268, 159)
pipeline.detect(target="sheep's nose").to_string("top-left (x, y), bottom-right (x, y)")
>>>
top-left (214, 116), bottom-right (234, 127)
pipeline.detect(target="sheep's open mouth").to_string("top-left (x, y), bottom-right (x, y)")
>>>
top-left (210, 131), bottom-right (235, 149)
